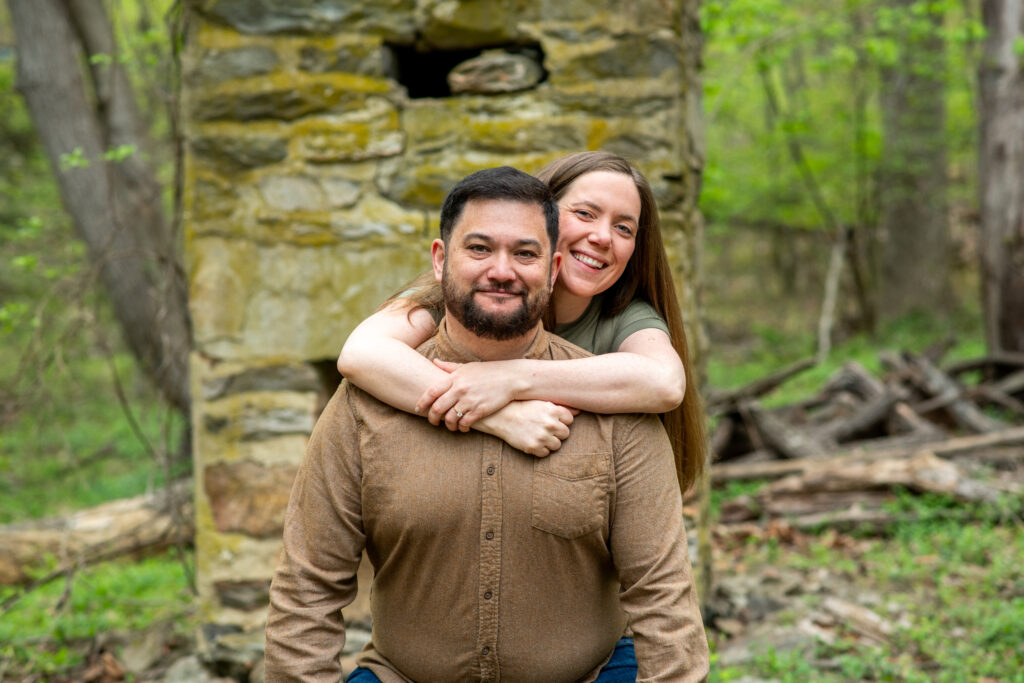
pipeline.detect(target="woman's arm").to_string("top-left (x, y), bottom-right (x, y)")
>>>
top-left (337, 300), bottom-right (574, 456)
top-left (424, 327), bottom-right (685, 429)
top-left (336, 299), bottom-right (445, 415)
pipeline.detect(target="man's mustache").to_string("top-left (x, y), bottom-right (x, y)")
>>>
top-left (473, 284), bottom-right (526, 296)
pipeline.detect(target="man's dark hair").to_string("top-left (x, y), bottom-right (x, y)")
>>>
top-left (439, 166), bottom-right (559, 250)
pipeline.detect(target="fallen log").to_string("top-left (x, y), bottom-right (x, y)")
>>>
top-left (944, 351), bottom-right (1024, 378)
top-left (711, 426), bottom-right (1024, 483)
top-left (766, 452), bottom-right (1001, 503)
top-left (0, 479), bottom-right (193, 586)
top-left (899, 353), bottom-right (1008, 433)
top-left (741, 400), bottom-right (833, 459)
top-left (993, 369), bottom-right (1024, 396)
top-left (707, 357), bottom-right (817, 414)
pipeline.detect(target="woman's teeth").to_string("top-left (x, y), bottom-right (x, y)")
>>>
top-left (573, 252), bottom-right (605, 269)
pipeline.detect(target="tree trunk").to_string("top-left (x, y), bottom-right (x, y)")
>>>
top-left (6, 0), bottom-right (191, 413)
top-left (877, 0), bottom-right (951, 321)
top-left (979, 0), bottom-right (1024, 355)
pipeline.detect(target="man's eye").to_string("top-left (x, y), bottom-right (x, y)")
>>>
top-left (517, 251), bottom-right (538, 259)
top-left (468, 245), bottom-right (489, 253)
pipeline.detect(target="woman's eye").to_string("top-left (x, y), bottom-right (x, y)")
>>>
top-left (615, 224), bottom-right (634, 236)
top-left (574, 209), bottom-right (594, 220)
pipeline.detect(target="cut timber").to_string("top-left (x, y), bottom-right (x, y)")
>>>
top-left (711, 426), bottom-right (1024, 483)
top-left (0, 479), bottom-right (192, 585)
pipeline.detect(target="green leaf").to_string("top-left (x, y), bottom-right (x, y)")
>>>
top-left (58, 147), bottom-right (90, 170)
top-left (103, 144), bottom-right (138, 163)
top-left (88, 53), bottom-right (113, 66)
top-left (12, 254), bottom-right (37, 272)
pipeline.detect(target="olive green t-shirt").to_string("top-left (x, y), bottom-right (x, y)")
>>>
top-left (552, 295), bottom-right (669, 355)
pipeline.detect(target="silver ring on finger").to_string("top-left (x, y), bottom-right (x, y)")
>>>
top-left (455, 409), bottom-right (464, 419)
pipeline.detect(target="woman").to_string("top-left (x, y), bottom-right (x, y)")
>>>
top-left (337, 151), bottom-right (706, 494)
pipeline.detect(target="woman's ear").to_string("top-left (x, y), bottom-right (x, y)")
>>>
top-left (431, 239), bottom-right (446, 282)
top-left (549, 251), bottom-right (562, 289)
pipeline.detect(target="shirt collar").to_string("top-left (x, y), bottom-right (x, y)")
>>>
top-left (431, 317), bottom-right (552, 363)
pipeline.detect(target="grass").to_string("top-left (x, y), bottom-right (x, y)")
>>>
top-left (0, 550), bottom-right (196, 678)
top-left (708, 510), bottom-right (1024, 682)
top-left (0, 342), bottom-right (187, 524)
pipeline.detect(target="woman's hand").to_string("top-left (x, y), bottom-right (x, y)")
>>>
top-left (474, 400), bottom-right (576, 457)
top-left (417, 359), bottom-right (527, 431)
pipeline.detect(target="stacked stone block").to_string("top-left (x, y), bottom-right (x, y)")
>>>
top-left (183, 0), bottom-right (705, 671)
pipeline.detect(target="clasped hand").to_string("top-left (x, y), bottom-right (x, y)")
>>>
top-left (415, 359), bottom-right (575, 457)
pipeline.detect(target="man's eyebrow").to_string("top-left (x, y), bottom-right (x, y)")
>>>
top-left (462, 233), bottom-right (544, 250)
top-left (569, 200), bottom-right (638, 225)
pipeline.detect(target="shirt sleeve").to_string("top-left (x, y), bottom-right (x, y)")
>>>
top-left (610, 415), bottom-right (709, 682)
top-left (610, 299), bottom-right (670, 351)
top-left (265, 386), bottom-right (366, 682)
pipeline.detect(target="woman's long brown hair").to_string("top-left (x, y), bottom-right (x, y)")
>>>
top-left (536, 151), bottom-right (706, 494)
top-left (394, 151), bottom-right (707, 494)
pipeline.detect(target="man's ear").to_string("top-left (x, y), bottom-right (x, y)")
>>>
top-left (549, 251), bottom-right (562, 289)
top-left (431, 239), bottom-right (446, 283)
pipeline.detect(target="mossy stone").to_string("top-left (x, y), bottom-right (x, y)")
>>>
top-left (298, 40), bottom-right (393, 77)
top-left (192, 46), bottom-right (280, 85)
top-left (193, 76), bottom-right (391, 122)
top-left (190, 135), bottom-right (288, 169)
top-left (191, 0), bottom-right (415, 39)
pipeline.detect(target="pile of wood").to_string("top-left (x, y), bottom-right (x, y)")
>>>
top-left (708, 350), bottom-right (1024, 530)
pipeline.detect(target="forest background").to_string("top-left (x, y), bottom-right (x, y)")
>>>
top-left (0, 0), bottom-right (1022, 681)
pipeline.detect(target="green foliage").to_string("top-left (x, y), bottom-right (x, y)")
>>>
top-left (0, 551), bottom-right (195, 677)
top-left (707, 306), bottom-right (983, 405)
top-left (700, 0), bottom-right (982, 314)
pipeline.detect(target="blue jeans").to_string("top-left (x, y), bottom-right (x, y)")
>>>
top-left (345, 637), bottom-right (637, 682)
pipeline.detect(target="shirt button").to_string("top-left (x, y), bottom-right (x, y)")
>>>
top-left (484, 591), bottom-right (492, 600)
top-left (486, 465), bottom-right (495, 475)
top-left (485, 530), bottom-right (494, 540)
top-left (481, 646), bottom-right (490, 655)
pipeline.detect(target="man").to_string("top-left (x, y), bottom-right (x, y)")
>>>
top-left (265, 167), bottom-right (709, 682)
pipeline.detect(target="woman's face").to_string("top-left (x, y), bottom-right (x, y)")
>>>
top-left (555, 170), bottom-right (641, 299)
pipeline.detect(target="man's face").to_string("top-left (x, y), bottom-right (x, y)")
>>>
top-left (432, 199), bottom-right (561, 341)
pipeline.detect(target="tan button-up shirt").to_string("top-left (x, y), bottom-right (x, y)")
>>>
top-left (266, 323), bottom-right (709, 683)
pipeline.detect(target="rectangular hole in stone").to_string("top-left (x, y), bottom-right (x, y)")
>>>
top-left (385, 42), bottom-right (546, 98)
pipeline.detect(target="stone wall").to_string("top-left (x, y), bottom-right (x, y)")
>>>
top-left (182, 0), bottom-right (705, 673)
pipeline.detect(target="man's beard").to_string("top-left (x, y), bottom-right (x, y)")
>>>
top-left (442, 269), bottom-right (550, 341)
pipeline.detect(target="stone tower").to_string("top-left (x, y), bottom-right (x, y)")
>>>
top-left (182, 0), bottom-right (705, 673)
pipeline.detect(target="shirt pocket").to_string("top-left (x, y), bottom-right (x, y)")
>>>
top-left (531, 451), bottom-right (611, 539)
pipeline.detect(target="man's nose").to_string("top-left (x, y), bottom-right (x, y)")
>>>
top-left (486, 252), bottom-right (516, 281)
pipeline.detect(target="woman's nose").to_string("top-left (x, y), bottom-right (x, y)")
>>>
top-left (588, 221), bottom-right (612, 247)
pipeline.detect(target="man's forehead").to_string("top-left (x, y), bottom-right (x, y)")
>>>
top-left (452, 198), bottom-right (547, 240)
